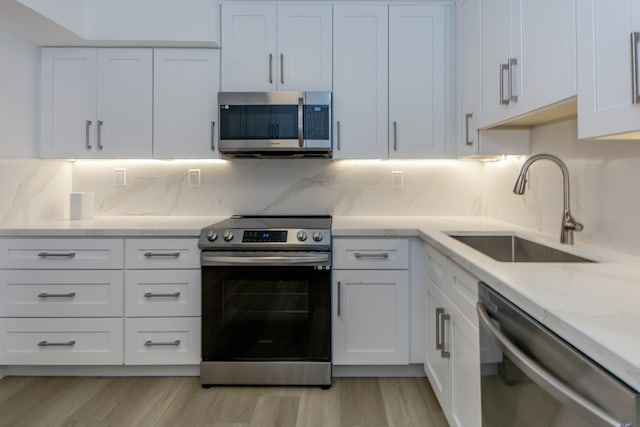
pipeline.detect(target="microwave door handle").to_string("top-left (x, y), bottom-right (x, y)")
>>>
top-left (298, 97), bottom-right (304, 148)
top-left (476, 303), bottom-right (624, 427)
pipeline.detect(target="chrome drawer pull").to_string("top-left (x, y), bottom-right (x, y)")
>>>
top-left (144, 291), bottom-right (180, 298)
top-left (38, 292), bottom-right (76, 298)
top-left (354, 252), bottom-right (389, 259)
top-left (38, 340), bottom-right (76, 347)
top-left (435, 307), bottom-right (444, 350)
top-left (38, 252), bottom-right (76, 258)
top-left (440, 313), bottom-right (451, 359)
top-left (144, 251), bottom-right (181, 258)
top-left (144, 340), bottom-right (180, 347)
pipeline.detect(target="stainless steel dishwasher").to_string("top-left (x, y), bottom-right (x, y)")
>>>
top-left (477, 282), bottom-right (639, 427)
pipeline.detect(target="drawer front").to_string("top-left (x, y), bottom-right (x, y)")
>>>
top-left (333, 238), bottom-right (409, 269)
top-left (424, 243), bottom-right (451, 287)
top-left (0, 318), bottom-right (123, 365)
top-left (0, 270), bottom-right (123, 317)
top-left (125, 238), bottom-right (200, 269)
top-left (0, 238), bottom-right (124, 269)
top-left (449, 263), bottom-right (480, 327)
top-left (124, 270), bottom-right (200, 317)
top-left (124, 317), bottom-right (200, 365)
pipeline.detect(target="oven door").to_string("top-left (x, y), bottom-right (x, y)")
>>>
top-left (201, 252), bottom-right (331, 363)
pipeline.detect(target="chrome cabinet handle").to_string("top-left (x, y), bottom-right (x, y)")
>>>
top-left (631, 33), bottom-right (640, 104)
top-left (435, 307), bottom-right (444, 350)
top-left (38, 252), bottom-right (76, 258)
top-left (38, 292), bottom-right (76, 298)
top-left (144, 340), bottom-right (180, 347)
top-left (38, 340), bottom-right (76, 347)
top-left (144, 251), bottom-right (180, 258)
top-left (337, 281), bottom-right (341, 317)
top-left (465, 113), bottom-right (474, 146)
top-left (336, 121), bottom-right (341, 151)
top-left (477, 303), bottom-right (624, 427)
top-left (269, 54), bottom-right (273, 84)
top-left (280, 53), bottom-right (284, 85)
top-left (500, 63), bottom-right (510, 105)
top-left (393, 121), bottom-right (398, 151)
top-left (211, 121), bottom-right (216, 150)
top-left (508, 58), bottom-right (518, 102)
top-left (85, 120), bottom-right (92, 149)
top-left (354, 252), bottom-right (389, 259)
top-left (144, 291), bottom-right (180, 298)
top-left (440, 313), bottom-right (451, 358)
top-left (298, 97), bottom-right (304, 148)
top-left (97, 120), bottom-right (104, 150)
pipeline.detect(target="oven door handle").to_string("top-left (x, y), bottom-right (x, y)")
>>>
top-left (477, 303), bottom-right (626, 427)
top-left (201, 254), bottom-right (330, 266)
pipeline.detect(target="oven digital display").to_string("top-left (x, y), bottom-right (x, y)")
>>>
top-left (242, 230), bottom-right (288, 243)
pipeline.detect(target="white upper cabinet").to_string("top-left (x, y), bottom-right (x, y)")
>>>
top-left (389, 4), bottom-right (453, 159)
top-left (41, 48), bottom-right (153, 158)
top-left (221, 3), bottom-right (332, 92)
top-left (477, 0), bottom-right (576, 129)
top-left (577, 0), bottom-right (640, 139)
top-left (153, 49), bottom-right (220, 159)
top-left (332, 5), bottom-right (388, 159)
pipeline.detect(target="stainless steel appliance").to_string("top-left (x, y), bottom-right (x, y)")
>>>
top-left (198, 215), bottom-right (332, 387)
top-left (477, 282), bottom-right (639, 426)
top-left (218, 91), bottom-right (332, 158)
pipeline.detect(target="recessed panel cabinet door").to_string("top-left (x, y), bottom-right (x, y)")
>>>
top-left (332, 5), bottom-right (388, 159)
top-left (153, 49), bottom-right (220, 159)
top-left (40, 48), bottom-right (97, 158)
top-left (389, 5), bottom-right (452, 159)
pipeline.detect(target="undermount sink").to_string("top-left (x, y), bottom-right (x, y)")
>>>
top-left (447, 233), bottom-right (595, 263)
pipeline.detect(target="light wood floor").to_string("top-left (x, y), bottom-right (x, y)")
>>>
top-left (0, 376), bottom-right (447, 427)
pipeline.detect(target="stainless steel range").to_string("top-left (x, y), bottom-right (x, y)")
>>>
top-left (198, 215), bottom-right (332, 387)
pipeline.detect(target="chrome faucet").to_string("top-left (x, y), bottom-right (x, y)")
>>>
top-left (513, 154), bottom-right (583, 244)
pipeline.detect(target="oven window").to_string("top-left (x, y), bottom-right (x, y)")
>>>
top-left (201, 266), bottom-right (331, 362)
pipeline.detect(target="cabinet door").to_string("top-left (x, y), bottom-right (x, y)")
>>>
top-left (333, 270), bottom-right (409, 365)
top-left (277, 5), bottom-right (332, 91)
top-left (389, 5), bottom-right (452, 159)
top-left (332, 5), bottom-right (388, 159)
top-left (457, 0), bottom-right (480, 157)
top-left (577, 0), bottom-right (640, 139)
top-left (450, 307), bottom-right (481, 427)
top-left (477, 0), bottom-right (513, 127)
top-left (221, 3), bottom-right (277, 91)
top-left (40, 48), bottom-right (97, 158)
top-left (96, 49), bottom-right (153, 158)
top-left (424, 277), bottom-right (451, 415)
top-left (153, 49), bottom-right (220, 159)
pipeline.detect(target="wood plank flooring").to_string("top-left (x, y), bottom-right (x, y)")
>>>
top-left (0, 376), bottom-right (448, 427)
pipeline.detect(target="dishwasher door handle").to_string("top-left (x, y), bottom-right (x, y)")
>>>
top-left (477, 303), bottom-right (626, 427)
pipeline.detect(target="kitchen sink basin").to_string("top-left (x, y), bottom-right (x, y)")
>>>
top-left (447, 233), bottom-right (595, 263)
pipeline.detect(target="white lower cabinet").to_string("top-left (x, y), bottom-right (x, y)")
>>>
top-left (423, 243), bottom-right (481, 427)
top-left (124, 317), bottom-right (200, 365)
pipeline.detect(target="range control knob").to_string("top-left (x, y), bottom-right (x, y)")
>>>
top-left (297, 231), bottom-right (308, 242)
top-left (206, 230), bottom-right (218, 241)
top-left (222, 230), bottom-right (235, 242)
top-left (312, 231), bottom-right (324, 242)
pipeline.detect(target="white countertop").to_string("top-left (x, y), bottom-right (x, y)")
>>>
top-left (334, 216), bottom-right (640, 393)
top-left (1, 214), bottom-right (639, 392)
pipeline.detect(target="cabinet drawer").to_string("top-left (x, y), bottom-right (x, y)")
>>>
top-left (125, 270), bottom-right (200, 317)
top-left (0, 318), bottom-right (123, 365)
top-left (449, 263), bottom-right (479, 327)
top-left (0, 238), bottom-right (124, 269)
top-left (424, 243), bottom-right (451, 287)
top-left (333, 238), bottom-right (409, 269)
top-left (125, 238), bottom-right (199, 269)
top-left (124, 317), bottom-right (200, 365)
top-left (0, 270), bottom-right (123, 317)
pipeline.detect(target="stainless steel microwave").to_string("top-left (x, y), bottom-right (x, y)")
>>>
top-left (218, 91), bottom-right (332, 158)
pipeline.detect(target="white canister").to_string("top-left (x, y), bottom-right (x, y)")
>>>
top-left (69, 192), bottom-right (95, 220)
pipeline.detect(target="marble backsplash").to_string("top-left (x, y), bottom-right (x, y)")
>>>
top-left (70, 159), bottom-right (484, 217)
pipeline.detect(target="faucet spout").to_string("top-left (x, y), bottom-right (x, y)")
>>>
top-left (513, 154), bottom-right (583, 244)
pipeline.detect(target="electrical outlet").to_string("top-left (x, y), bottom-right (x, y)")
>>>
top-left (114, 168), bottom-right (126, 186)
top-left (188, 169), bottom-right (201, 188)
top-left (391, 171), bottom-right (404, 189)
